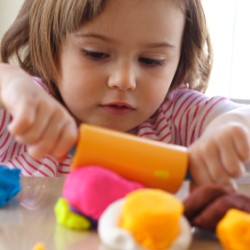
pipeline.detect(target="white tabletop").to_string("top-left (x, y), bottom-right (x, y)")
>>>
top-left (1, 176), bottom-right (248, 250)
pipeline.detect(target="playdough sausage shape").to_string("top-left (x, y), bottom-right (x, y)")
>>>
top-left (71, 124), bottom-right (188, 193)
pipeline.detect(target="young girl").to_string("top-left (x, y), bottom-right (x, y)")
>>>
top-left (0, 0), bottom-right (249, 187)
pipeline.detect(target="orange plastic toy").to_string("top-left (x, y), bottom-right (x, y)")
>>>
top-left (71, 124), bottom-right (188, 193)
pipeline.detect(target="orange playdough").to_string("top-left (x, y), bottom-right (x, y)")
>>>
top-left (217, 209), bottom-right (250, 250)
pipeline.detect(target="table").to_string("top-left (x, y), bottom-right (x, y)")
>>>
top-left (0, 177), bottom-right (249, 250)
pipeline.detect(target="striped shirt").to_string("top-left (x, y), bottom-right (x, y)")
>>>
top-left (0, 80), bottom-right (240, 177)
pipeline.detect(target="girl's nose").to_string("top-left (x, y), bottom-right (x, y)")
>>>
top-left (107, 63), bottom-right (136, 91)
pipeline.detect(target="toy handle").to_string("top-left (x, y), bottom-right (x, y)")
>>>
top-left (71, 124), bottom-right (188, 193)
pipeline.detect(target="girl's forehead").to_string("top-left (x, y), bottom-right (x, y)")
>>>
top-left (75, 0), bottom-right (185, 42)
top-left (98, 0), bottom-right (185, 17)
top-left (50, 0), bottom-right (186, 39)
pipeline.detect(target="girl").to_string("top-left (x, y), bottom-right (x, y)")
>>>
top-left (0, 0), bottom-right (249, 186)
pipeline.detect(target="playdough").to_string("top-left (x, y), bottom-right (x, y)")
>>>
top-left (55, 166), bottom-right (144, 229)
top-left (0, 166), bottom-right (21, 207)
top-left (55, 197), bottom-right (92, 230)
top-left (63, 166), bottom-right (144, 220)
top-left (217, 208), bottom-right (250, 250)
top-left (98, 189), bottom-right (192, 250)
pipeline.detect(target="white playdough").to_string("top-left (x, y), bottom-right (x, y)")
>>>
top-left (98, 198), bottom-right (192, 250)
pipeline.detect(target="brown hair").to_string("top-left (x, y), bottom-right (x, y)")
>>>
top-left (173, 0), bottom-right (213, 92)
top-left (0, 0), bottom-right (212, 98)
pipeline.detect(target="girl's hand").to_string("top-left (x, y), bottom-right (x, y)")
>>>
top-left (0, 64), bottom-right (78, 160)
top-left (188, 110), bottom-right (250, 187)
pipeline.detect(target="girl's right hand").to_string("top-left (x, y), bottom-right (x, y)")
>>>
top-left (0, 63), bottom-right (78, 160)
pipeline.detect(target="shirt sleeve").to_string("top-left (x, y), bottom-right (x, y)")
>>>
top-left (170, 87), bottom-right (241, 146)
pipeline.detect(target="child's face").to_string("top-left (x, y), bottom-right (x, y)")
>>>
top-left (57, 0), bottom-right (185, 131)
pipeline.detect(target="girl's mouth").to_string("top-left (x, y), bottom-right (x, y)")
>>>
top-left (100, 102), bottom-right (135, 115)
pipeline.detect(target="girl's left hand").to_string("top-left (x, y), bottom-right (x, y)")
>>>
top-left (188, 109), bottom-right (250, 187)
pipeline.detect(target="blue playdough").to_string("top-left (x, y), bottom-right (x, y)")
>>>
top-left (0, 166), bottom-right (21, 207)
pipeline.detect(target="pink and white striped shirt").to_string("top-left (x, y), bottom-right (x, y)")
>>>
top-left (0, 80), bottom-right (240, 177)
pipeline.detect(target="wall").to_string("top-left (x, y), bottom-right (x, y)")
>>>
top-left (0, 0), bottom-right (24, 39)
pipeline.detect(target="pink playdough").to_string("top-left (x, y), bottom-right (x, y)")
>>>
top-left (63, 166), bottom-right (144, 220)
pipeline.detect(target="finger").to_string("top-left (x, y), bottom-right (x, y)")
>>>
top-left (188, 146), bottom-right (212, 185)
top-left (220, 133), bottom-right (247, 177)
top-left (231, 124), bottom-right (250, 162)
top-left (27, 113), bottom-right (77, 160)
top-left (13, 102), bottom-right (54, 144)
top-left (7, 97), bottom-right (38, 135)
top-left (203, 140), bottom-right (234, 186)
top-left (50, 120), bottom-right (78, 160)
top-left (184, 184), bottom-right (232, 221)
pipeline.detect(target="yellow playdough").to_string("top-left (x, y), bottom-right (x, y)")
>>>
top-left (54, 198), bottom-right (91, 230)
top-left (216, 208), bottom-right (250, 250)
top-left (119, 189), bottom-right (183, 250)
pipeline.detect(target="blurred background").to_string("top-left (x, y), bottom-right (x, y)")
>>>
top-left (0, 0), bottom-right (250, 102)
top-left (0, 0), bottom-right (23, 38)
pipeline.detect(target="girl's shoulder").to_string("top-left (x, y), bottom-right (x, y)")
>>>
top-left (164, 85), bottom-right (238, 111)
top-left (167, 85), bottom-right (209, 104)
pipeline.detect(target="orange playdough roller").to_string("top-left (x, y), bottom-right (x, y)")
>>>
top-left (71, 124), bottom-right (188, 193)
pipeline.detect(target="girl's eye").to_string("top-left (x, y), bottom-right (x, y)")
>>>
top-left (139, 57), bottom-right (165, 66)
top-left (82, 50), bottom-right (109, 60)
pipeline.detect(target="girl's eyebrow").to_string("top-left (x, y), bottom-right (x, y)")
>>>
top-left (74, 32), bottom-right (176, 49)
top-left (144, 42), bottom-right (176, 49)
top-left (74, 32), bottom-right (112, 42)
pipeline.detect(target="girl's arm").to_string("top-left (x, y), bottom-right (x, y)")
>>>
top-left (0, 63), bottom-right (78, 160)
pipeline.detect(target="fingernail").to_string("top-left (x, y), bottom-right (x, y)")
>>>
top-left (230, 179), bottom-right (238, 191)
top-left (240, 164), bottom-right (247, 175)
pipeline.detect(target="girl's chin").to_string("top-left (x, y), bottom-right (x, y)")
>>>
top-left (80, 122), bottom-right (137, 133)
